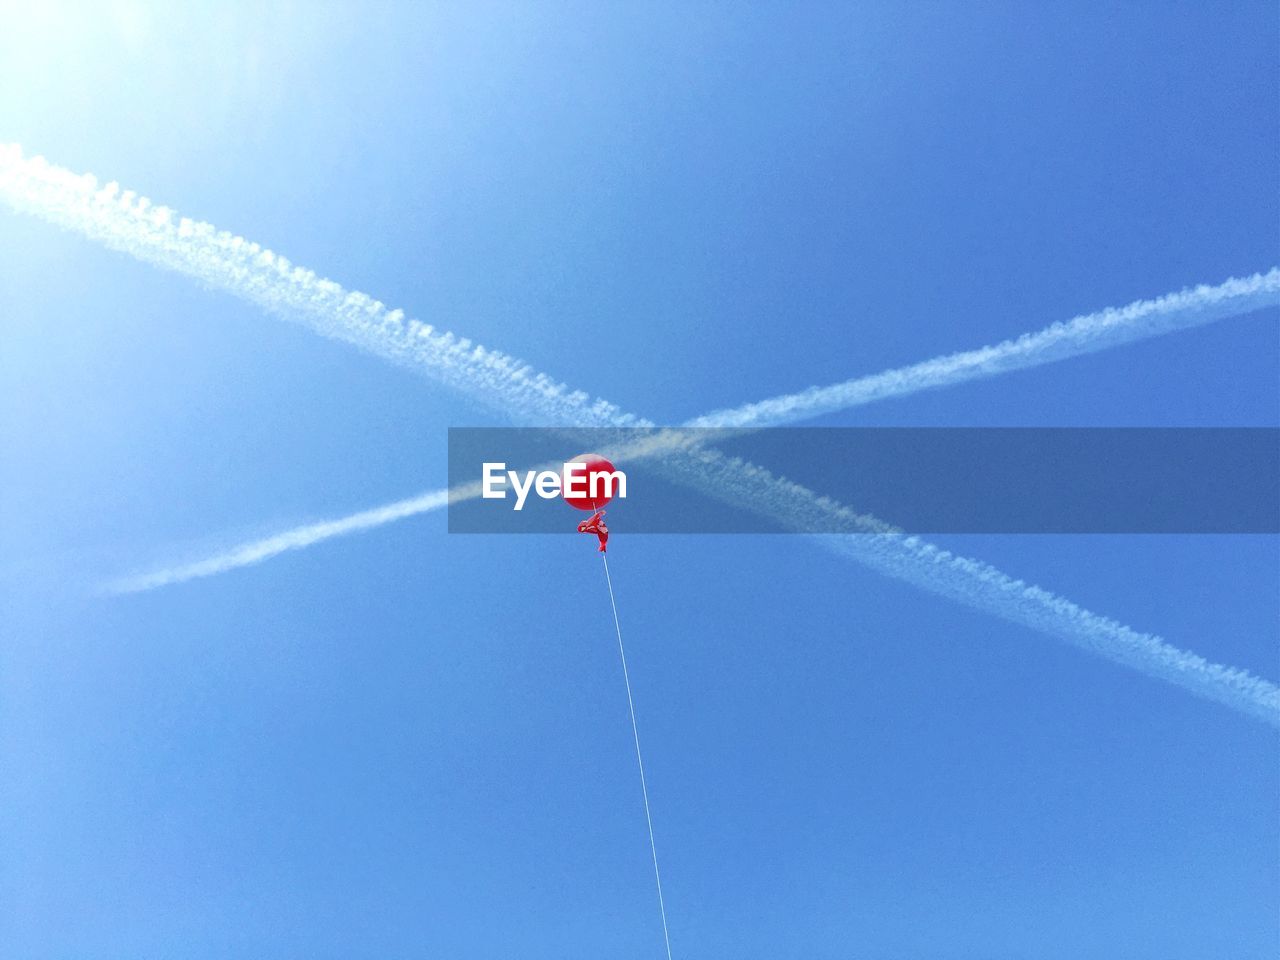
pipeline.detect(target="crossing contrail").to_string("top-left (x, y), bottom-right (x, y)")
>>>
top-left (5, 145), bottom-right (1277, 726)
top-left (3, 144), bottom-right (1274, 432)
top-left (105, 442), bottom-right (1280, 726)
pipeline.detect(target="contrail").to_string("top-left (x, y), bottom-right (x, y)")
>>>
top-left (4, 145), bottom-right (1274, 432)
top-left (687, 271), bottom-right (1280, 427)
top-left (0, 145), bottom-right (644, 430)
top-left (653, 445), bottom-right (1280, 727)
top-left (104, 487), bottom-right (454, 594)
top-left (106, 442), bottom-right (1280, 726)
top-left (5, 145), bottom-right (1276, 726)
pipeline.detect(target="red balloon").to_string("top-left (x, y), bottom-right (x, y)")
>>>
top-left (563, 453), bottom-right (617, 511)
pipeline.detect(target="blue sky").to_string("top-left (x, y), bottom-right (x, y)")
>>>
top-left (1, 2), bottom-right (1277, 957)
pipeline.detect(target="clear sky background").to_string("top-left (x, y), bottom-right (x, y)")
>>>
top-left (1, 2), bottom-right (1277, 957)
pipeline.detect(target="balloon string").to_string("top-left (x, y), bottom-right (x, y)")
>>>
top-left (601, 553), bottom-right (674, 960)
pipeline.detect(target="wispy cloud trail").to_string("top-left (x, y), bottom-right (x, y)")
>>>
top-left (105, 488), bottom-right (454, 594)
top-left (688, 271), bottom-right (1280, 427)
top-left (5, 145), bottom-right (1276, 726)
top-left (0, 145), bottom-right (643, 430)
top-left (655, 447), bottom-right (1280, 727)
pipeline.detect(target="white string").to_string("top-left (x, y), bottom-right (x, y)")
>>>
top-left (601, 553), bottom-right (674, 960)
